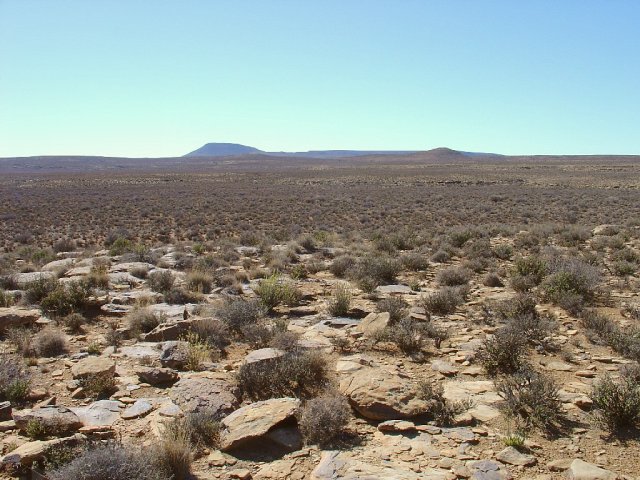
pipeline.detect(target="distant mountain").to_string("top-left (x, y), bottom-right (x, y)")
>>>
top-left (184, 143), bottom-right (417, 158)
top-left (185, 143), bottom-right (264, 157)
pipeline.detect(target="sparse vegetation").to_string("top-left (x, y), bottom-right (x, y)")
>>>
top-left (299, 392), bottom-right (351, 447)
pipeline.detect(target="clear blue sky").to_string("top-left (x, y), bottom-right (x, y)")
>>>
top-left (1, 1), bottom-right (639, 157)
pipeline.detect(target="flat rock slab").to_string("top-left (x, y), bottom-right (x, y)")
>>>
top-left (71, 357), bottom-right (116, 379)
top-left (311, 451), bottom-right (450, 480)
top-left (339, 366), bottom-right (429, 420)
top-left (220, 397), bottom-right (300, 451)
top-left (567, 459), bottom-right (619, 480)
top-left (70, 400), bottom-right (123, 426)
top-left (41, 258), bottom-right (75, 272)
top-left (375, 284), bottom-right (414, 294)
top-left (119, 343), bottom-right (162, 360)
top-left (431, 360), bottom-right (459, 376)
top-left (244, 348), bottom-right (286, 365)
top-left (135, 366), bottom-right (179, 385)
top-left (169, 373), bottom-right (240, 415)
top-left (122, 399), bottom-right (154, 419)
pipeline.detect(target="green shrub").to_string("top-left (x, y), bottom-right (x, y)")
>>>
top-left (613, 261), bottom-right (636, 277)
top-left (400, 252), bottom-right (429, 271)
top-left (512, 255), bottom-right (547, 286)
top-left (254, 274), bottom-right (301, 311)
top-left (108, 237), bottom-right (134, 256)
top-left (329, 255), bottom-right (356, 278)
top-left (327, 283), bottom-right (351, 317)
top-left (40, 280), bottom-right (93, 318)
top-left (492, 244), bottom-right (513, 260)
top-left (591, 374), bottom-right (640, 433)
top-left (542, 257), bottom-right (600, 307)
top-left (237, 349), bottom-right (329, 400)
top-left (24, 277), bottom-right (59, 304)
top-left (299, 392), bottom-right (351, 447)
top-left (351, 255), bottom-right (400, 290)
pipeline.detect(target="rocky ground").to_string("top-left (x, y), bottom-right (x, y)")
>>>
top-left (0, 223), bottom-right (639, 480)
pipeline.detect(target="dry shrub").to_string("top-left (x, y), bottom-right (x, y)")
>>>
top-left (299, 392), bottom-right (351, 447)
top-left (237, 349), bottom-right (329, 400)
top-left (436, 267), bottom-right (471, 286)
top-left (254, 274), bottom-right (300, 311)
top-left (418, 380), bottom-right (472, 426)
top-left (127, 308), bottom-right (160, 336)
top-left (0, 355), bottom-right (31, 403)
top-left (496, 368), bottom-right (563, 432)
top-left (185, 270), bottom-right (213, 294)
top-left (216, 297), bottom-right (265, 332)
top-left (591, 374), bottom-right (640, 434)
top-left (377, 296), bottom-right (409, 323)
top-left (33, 328), bottom-right (68, 357)
top-left (327, 283), bottom-right (351, 317)
top-left (147, 270), bottom-right (175, 293)
top-left (420, 287), bottom-right (465, 316)
top-left (48, 443), bottom-right (170, 480)
top-left (477, 328), bottom-right (528, 376)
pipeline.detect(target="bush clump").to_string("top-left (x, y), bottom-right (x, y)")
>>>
top-left (377, 296), bottom-right (409, 323)
top-left (40, 280), bottom-right (93, 318)
top-left (542, 257), bottom-right (600, 309)
top-left (299, 392), bottom-right (351, 447)
top-left (327, 283), bottom-right (351, 317)
top-left (351, 255), bottom-right (400, 292)
top-left (496, 368), bottom-right (563, 432)
top-left (237, 349), bottom-right (329, 400)
top-left (477, 328), bottom-right (528, 376)
top-left (127, 308), bottom-right (160, 336)
top-left (185, 270), bottom-right (213, 294)
top-left (33, 328), bottom-right (68, 357)
top-left (418, 380), bottom-right (473, 426)
top-left (48, 443), bottom-right (170, 480)
top-left (436, 267), bottom-right (472, 286)
top-left (420, 287), bottom-right (466, 316)
top-left (329, 255), bottom-right (356, 278)
top-left (147, 270), bottom-right (175, 294)
top-left (216, 297), bottom-right (265, 332)
top-left (0, 355), bottom-right (31, 403)
top-left (591, 374), bottom-right (640, 434)
top-left (254, 274), bottom-right (300, 311)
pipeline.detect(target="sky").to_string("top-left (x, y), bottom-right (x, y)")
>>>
top-left (1, 1), bottom-right (639, 157)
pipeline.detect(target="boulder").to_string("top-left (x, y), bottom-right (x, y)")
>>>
top-left (13, 272), bottom-right (56, 288)
top-left (169, 373), bottom-right (240, 415)
top-left (219, 397), bottom-right (300, 451)
top-left (567, 459), bottom-right (619, 480)
top-left (144, 320), bottom-right (193, 342)
top-left (431, 360), bottom-right (459, 376)
top-left (71, 357), bottom-right (116, 379)
top-left (356, 312), bottom-right (390, 336)
top-left (496, 446), bottom-right (536, 466)
top-left (135, 366), bottom-right (179, 385)
top-left (41, 258), bottom-right (75, 272)
top-left (339, 367), bottom-right (429, 420)
top-left (0, 401), bottom-right (12, 421)
top-left (0, 308), bottom-right (41, 332)
top-left (159, 341), bottom-right (189, 369)
top-left (13, 407), bottom-right (83, 435)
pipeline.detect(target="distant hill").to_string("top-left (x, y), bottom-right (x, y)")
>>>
top-left (185, 143), bottom-right (263, 157)
top-left (184, 143), bottom-right (418, 158)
